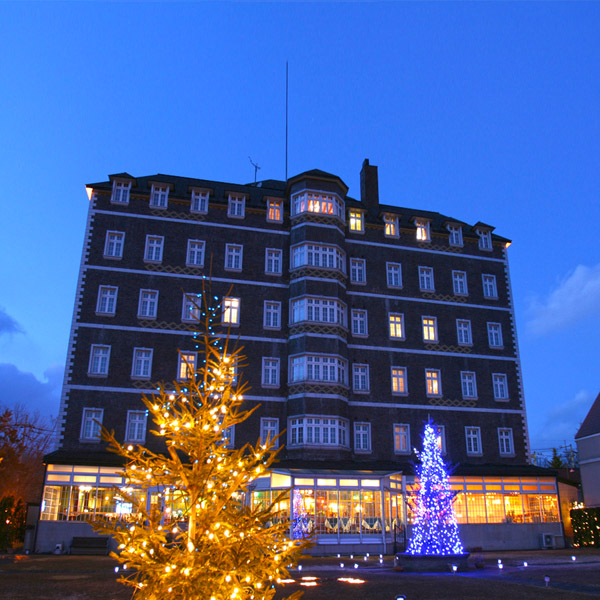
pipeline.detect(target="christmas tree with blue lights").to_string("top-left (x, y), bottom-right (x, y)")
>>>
top-left (407, 422), bottom-right (464, 555)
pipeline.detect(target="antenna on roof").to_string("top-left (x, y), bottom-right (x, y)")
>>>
top-left (248, 156), bottom-right (261, 184)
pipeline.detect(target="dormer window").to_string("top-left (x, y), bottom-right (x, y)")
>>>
top-left (348, 210), bottom-right (364, 233)
top-left (111, 181), bottom-right (130, 204)
top-left (228, 194), bottom-right (246, 218)
top-left (267, 199), bottom-right (283, 222)
top-left (415, 218), bottom-right (431, 242)
top-left (150, 184), bottom-right (169, 208)
top-left (384, 214), bottom-right (399, 238)
top-left (191, 190), bottom-right (209, 214)
top-left (477, 228), bottom-right (492, 250)
top-left (447, 223), bottom-right (463, 247)
top-left (291, 191), bottom-right (344, 219)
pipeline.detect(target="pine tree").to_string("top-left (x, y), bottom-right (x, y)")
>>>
top-left (95, 290), bottom-right (308, 600)
top-left (406, 422), bottom-right (464, 556)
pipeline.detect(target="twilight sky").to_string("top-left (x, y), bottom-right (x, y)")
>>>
top-left (0, 2), bottom-right (598, 453)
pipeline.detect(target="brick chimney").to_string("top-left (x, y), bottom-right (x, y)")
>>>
top-left (360, 158), bottom-right (379, 214)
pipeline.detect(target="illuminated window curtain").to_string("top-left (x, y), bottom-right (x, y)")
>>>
top-left (252, 490), bottom-right (269, 511)
top-left (465, 492), bottom-right (487, 523)
top-left (361, 490), bottom-right (382, 534)
top-left (540, 495), bottom-right (560, 522)
top-left (485, 492), bottom-right (505, 523)
top-left (504, 492), bottom-right (524, 523)
top-left (453, 492), bottom-right (468, 524)
top-left (338, 490), bottom-right (353, 534)
top-left (316, 490), bottom-right (339, 535)
top-left (523, 494), bottom-right (542, 523)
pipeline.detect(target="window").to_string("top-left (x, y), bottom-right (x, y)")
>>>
top-left (182, 294), bottom-right (201, 322)
top-left (415, 218), bottom-right (431, 242)
top-left (227, 194), bottom-right (245, 218)
top-left (96, 286), bottom-right (117, 315)
top-left (265, 248), bottom-right (282, 275)
top-left (263, 301), bottom-right (281, 329)
top-left (384, 214), bottom-right (399, 238)
top-left (132, 348), bottom-right (153, 379)
top-left (394, 424), bottom-right (410, 454)
top-left (435, 425), bottom-right (446, 454)
top-left (225, 244), bottom-right (243, 271)
top-left (461, 371), bottom-right (477, 399)
top-left (88, 345), bottom-right (110, 376)
top-left (186, 240), bottom-right (205, 267)
top-left (178, 352), bottom-right (197, 380)
top-left (425, 369), bottom-right (441, 396)
top-left (466, 426), bottom-right (482, 455)
top-left (498, 428), bottom-right (514, 456)
top-left (222, 297), bottom-right (240, 325)
top-left (289, 416), bottom-right (348, 447)
top-left (291, 191), bottom-right (344, 219)
top-left (144, 235), bottom-right (164, 263)
top-left (290, 355), bottom-right (347, 384)
top-left (386, 262), bottom-right (402, 288)
top-left (418, 266), bottom-right (434, 291)
top-left (222, 425), bottom-right (235, 449)
top-left (104, 231), bottom-right (124, 259)
top-left (447, 224), bottom-right (463, 246)
top-left (111, 181), bottom-right (130, 204)
top-left (348, 210), bottom-right (364, 233)
top-left (482, 274), bottom-right (498, 298)
top-left (260, 418), bottom-right (279, 447)
top-left (354, 422), bottom-right (371, 452)
top-left (262, 358), bottom-right (280, 387)
top-left (456, 319), bottom-right (472, 345)
top-left (138, 290), bottom-right (158, 319)
top-left (452, 271), bottom-right (468, 296)
top-left (422, 317), bottom-right (438, 342)
top-left (389, 313), bottom-right (405, 339)
top-left (487, 323), bottom-right (503, 348)
top-left (81, 408), bottom-right (103, 441)
top-left (391, 367), bottom-right (407, 395)
top-left (291, 297), bottom-right (345, 326)
top-left (291, 243), bottom-right (345, 272)
top-left (126, 411), bottom-right (147, 443)
top-left (351, 309), bottom-right (368, 336)
top-left (477, 228), bottom-right (492, 250)
top-left (352, 364), bottom-right (369, 392)
top-left (150, 184), bottom-right (169, 208)
top-left (190, 190), bottom-right (209, 214)
top-left (266, 199), bottom-right (283, 222)
top-left (492, 374), bottom-right (509, 400)
top-left (350, 258), bottom-right (366, 284)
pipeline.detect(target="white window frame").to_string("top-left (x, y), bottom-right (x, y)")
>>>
top-left (227, 194), bottom-right (246, 218)
top-left (182, 293), bottom-right (201, 322)
top-left (422, 316), bottom-right (438, 342)
top-left (384, 214), bottom-right (399, 238)
top-left (186, 240), bottom-right (205, 267)
top-left (391, 366), bottom-right (408, 395)
top-left (415, 218), bottom-right (431, 242)
top-left (352, 364), bottom-right (369, 393)
top-left (222, 297), bottom-right (240, 326)
top-left (348, 210), bottom-right (364, 233)
top-left (80, 408), bottom-right (103, 441)
top-left (351, 309), bottom-right (368, 337)
top-left (262, 357), bottom-right (280, 388)
top-left (178, 351), bottom-right (197, 381)
top-left (138, 289), bottom-right (159, 319)
top-left (435, 425), bottom-right (447, 454)
top-left (263, 301), bottom-right (281, 330)
top-left (487, 322), bottom-right (504, 348)
top-left (222, 425), bottom-right (235, 449)
top-left (394, 423), bottom-right (410, 454)
top-left (144, 235), bottom-right (164, 263)
top-left (354, 422), bottom-right (371, 453)
top-left (125, 410), bottom-right (147, 443)
top-left (492, 373), bottom-right (509, 401)
top-left (225, 244), bottom-right (243, 271)
top-left (88, 345), bottom-right (110, 376)
top-left (466, 426), bottom-right (482, 455)
top-left (460, 371), bottom-right (477, 399)
top-left (386, 262), bottom-right (403, 288)
top-left (482, 274), bottom-right (498, 299)
top-left (389, 313), bottom-right (405, 339)
top-left (266, 199), bottom-right (283, 223)
top-left (104, 231), bottom-right (125, 259)
top-left (498, 428), bottom-right (514, 456)
top-left (418, 266), bottom-right (435, 291)
top-left (452, 270), bottom-right (468, 296)
top-left (447, 224), bottom-right (463, 247)
top-left (425, 369), bottom-right (442, 397)
top-left (291, 243), bottom-right (346, 273)
top-left (456, 319), bottom-right (472, 346)
top-left (477, 228), bottom-right (492, 250)
top-left (291, 191), bottom-right (344, 219)
top-left (190, 189), bottom-right (209, 214)
top-left (349, 258), bottom-right (366, 284)
top-left (291, 297), bottom-right (346, 326)
top-left (111, 180), bottom-right (130, 204)
top-left (96, 285), bottom-right (118, 316)
top-left (265, 248), bottom-right (283, 275)
top-left (131, 348), bottom-right (153, 380)
top-left (288, 416), bottom-right (349, 448)
top-left (289, 355), bottom-right (347, 385)
top-left (260, 418), bottom-right (279, 447)
top-left (150, 184), bottom-right (169, 209)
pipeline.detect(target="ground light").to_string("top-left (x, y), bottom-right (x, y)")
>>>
top-left (572, 555), bottom-right (577, 561)
top-left (395, 596), bottom-right (407, 600)
top-left (544, 576), bottom-right (550, 587)
top-left (523, 561), bottom-right (528, 567)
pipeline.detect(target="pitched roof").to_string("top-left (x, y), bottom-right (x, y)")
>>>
top-left (576, 391), bottom-right (600, 439)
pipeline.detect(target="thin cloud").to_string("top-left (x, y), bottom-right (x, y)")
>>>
top-left (0, 307), bottom-right (24, 336)
top-left (527, 263), bottom-right (600, 336)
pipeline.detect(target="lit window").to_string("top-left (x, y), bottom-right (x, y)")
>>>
top-left (228, 194), bottom-right (245, 218)
top-left (461, 372), bottom-right (477, 399)
top-left (389, 313), bottom-right (405, 339)
top-left (260, 418), bottom-right (279, 447)
top-left (126, 411), bottom-right (147, 443)
top-left (435, 425), bottom-right (446, 454)
top-left (418, 266), bottom-right (434, 291)
top-left (225, 244), bottom-right (243, 271)
top-left (289, 355), bottom-right (347, 385)
top-left (96, 286), bottom-right (117, 315)
top-left (150, 184), bottom-right (169, 208)
top-left (492, 374), bottom-right (509, 400)
top-left (88, 345), bottom-right (110, 376)
top-left (265, 248), bottom-right (282, 275)
top-left (190, 190), bottom-right (209, 214)
top-left (222, 297), bottom-right (240, 325)
top-left (267, 199), bottom-right (283, 222)
top-left (288, 416), bottom-right (348, 447)
top-left (422, 317), bottom-right (438, 342)
top-left (477, 228), bottom-right (492, 250)
top-left (350, 258), bottom-right (366, 284)
top-left (456, 319), bottom-right (472, 345)
top-left (452, 271), bottom-right (468, 296)
top-left (352, 364), bottom-right (369, 392)
top-left (384, 214), bottom-right (399, 238)
top-left (263, 301), bottom-right (281, 329)
top-left (394, 424), bottom-right (410, 454)
top-left (104, 231), bottom-right (124, 259)
top-left (415, 218), bottom-right (431, 242)
top-left (351, 309), bottom-right (368, 337)
top-left (447, 224), bottom-right (463, 246)
top-left (354, 422), bottom-right (371, 452)
top-left (291, 243), bottom-right (346, 272)
top-left (186, 240), bottom-right (205, 267)
top-left (111, 181), bottom-right (130, 204)
top-left (386, 262), bottom-right (402, 288)
top-left (348, 210), bottom-right (364, 233)
top-left (81, 408), bottom-right (103, 441)
top-left (498, 428), bottom-right (514, 456)
top-left (182, 294), bottom-right (201, 322)
top-left (262, 358), bottom-right (280, 387)
top-left (132, 348), bottom-right (153, 379)
top-left (178, 352), bottom-right (197, 380)
top-left (391, 367), bottom-right (407, 395)
top-left (291, 191), bottom-right (343, 218)
top-left (138, 289), bottom-right (158, 319)
top-left (482, 274), bottom-right (498, 298)
top-left (487, 323), bottom-right (503, 348)
top-left (466, 426), bottom-right (482, 455)
top-left (291, 297), bottom-right (346, 326)
top-left (144, 235), bottom-right (164, 263)
top-left (425, 369), bottom-right (441, 396)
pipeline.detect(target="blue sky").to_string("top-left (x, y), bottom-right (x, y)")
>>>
top-left (0, 2), bottom-right (598, 453)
